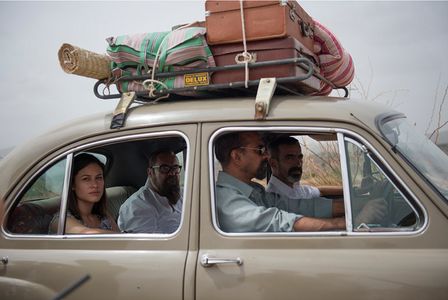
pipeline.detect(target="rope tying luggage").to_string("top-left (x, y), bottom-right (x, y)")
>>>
top-left (142, 79), bottom-right (169, 103)
top-left (238, 0), bottom-right (253, 88)
top-left (144, 21), bottom-right (199, 101)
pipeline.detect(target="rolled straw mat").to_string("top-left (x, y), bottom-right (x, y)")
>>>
top-left (58, 43), bottom-right (112, 80)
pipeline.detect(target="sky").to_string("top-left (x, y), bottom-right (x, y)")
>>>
top-left (0, 0), bottom-right (447, 152)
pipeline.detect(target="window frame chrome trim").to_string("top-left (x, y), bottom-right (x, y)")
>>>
top-left (208, 126), bottom-right (428, 238)
top-left (337, 132), bottom-right (354, 232)
top-left (2, 153), bottom-right (70, 239)
top-left (338, 129), bottom-right (428, 236)
top-left (56, 153), bottom-right (73, 235)
top-left (209, 126), bottom-right (345, 238)
top-left (344, 136), bottom-right (422, 232)
top-left (4, 130), bottom-right (191, 240)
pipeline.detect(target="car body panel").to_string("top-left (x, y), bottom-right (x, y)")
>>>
top-left (1, 124), bottom-right (198, 299)
top-left (195, 120), bottom-right (448, 300)
top-left (1, 96), bottom-right (447, 299)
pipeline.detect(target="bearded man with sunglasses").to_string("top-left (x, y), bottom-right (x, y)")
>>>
top-left (215, 131), bottom-right (345, 233)
top-left (118, 150), bottom-right (183, 233)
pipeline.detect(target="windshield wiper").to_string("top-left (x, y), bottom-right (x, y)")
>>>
top-left (52, 274), bottom-right (90, 300)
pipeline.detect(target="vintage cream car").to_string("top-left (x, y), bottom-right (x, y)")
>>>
top-left (0, 95), bottom-right (447, 299)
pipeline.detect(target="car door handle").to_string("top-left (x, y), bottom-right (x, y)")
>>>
top-left (200, 254), bottom-right (243, 268)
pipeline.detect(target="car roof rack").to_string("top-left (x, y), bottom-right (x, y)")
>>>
top-left (98, 57), bottom-right (349, 129)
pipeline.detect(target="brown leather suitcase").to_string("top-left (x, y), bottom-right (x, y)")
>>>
top-left (210, 37), bottom-right (321, 94)
top-left (205, 0), bottom-right (315, 52)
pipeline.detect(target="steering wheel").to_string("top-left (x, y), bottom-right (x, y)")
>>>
top-left (353, 176), bottom-right (394, 228)
top-left (397, 212), bottom-right (417, 227)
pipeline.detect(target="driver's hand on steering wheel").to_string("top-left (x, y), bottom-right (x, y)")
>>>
top-left (354, 198), bottom-right (387, 225)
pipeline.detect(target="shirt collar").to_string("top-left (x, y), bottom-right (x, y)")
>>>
top-left (268, 175), bottom-right (304, 199)
top-left (144, 177), bottom-right (182, 210)
top-left (144, 177), bottom-right (152, 188)
top-left (217, 171), bottom-right (254, 198)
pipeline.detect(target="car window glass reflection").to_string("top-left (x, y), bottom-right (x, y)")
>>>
top-left (7, 159), bottom-right (66, 234)
top-left (345, 140), bottom-right (420, 231)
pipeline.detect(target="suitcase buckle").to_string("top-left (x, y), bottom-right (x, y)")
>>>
top-left (289, 9), bottom-right (296, 22)
top-left (300, 22), bottom-right (313, 38)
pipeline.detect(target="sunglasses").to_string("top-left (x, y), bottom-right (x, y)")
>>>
top-left (151, 164), bottom-right (182, 174)
top-left (239, 146), bottom-right (267, 156)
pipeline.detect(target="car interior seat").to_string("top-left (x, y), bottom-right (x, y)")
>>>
top-left (6, 186), bottom-right (137, 234)
top-left (7, 197), bottom-right (60, 234)
top-left (106, 186), bottom-right (137, 221)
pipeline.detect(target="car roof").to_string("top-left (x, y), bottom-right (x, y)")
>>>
top-left (0, 95), bottom-right (395, 195)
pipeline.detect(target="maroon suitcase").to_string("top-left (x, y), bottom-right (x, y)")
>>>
top-left (205, 0), bottom-right (315, 53)
top-left (210, 37), bottom-right (321, 94)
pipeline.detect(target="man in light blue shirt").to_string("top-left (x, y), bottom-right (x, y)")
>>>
top-left (216, 171), bottom-right (299, 232)
top-left (266, 175), bottom-right (334, 218)
top-left (266, 135), bottom-right (338, 218)
top-left (215, 132), bottom-right (345, 233)
top-left (118, 150), bottom-right (183, 233)
top-left (266, 135), bottom-right (387, 227)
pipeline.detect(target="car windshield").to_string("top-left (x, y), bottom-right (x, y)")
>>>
top-left (379, 115), bottom-right (448, 201)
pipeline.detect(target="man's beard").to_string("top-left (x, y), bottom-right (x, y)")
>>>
top-left (255, 160), bottom-right (268, 180)
top-left (286, 166), bottom-right (302, 183)
top-left (159, 176), bottom-right (180, 205)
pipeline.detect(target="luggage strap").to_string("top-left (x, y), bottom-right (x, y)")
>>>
top-left (110, 91), bottom-right (136, 129)
top-left (238, 0), bottom-right (252, 89)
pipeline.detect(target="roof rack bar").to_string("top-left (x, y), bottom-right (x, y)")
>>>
top-left (114, 57), bottom-right (314, 81)
top-left (95, 70), bottom-right (313, 101)
top-left (94, 59), bottom-right (314, 101)
top-left (275, 83), bottom-right (305, 96)
top-left (94, 56), bottom-right (349, 100)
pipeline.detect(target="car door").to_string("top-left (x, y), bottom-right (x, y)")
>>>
top-left (1, 124), bottom-right (196, 300)
top-left (195, 122), bottom-right (448, 300)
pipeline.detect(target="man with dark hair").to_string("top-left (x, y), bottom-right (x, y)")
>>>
top-left (118, 150), bottom-right (183, 233)
top-left (215, 131), bottom-right (345, 232)
top-left (267, 136), bottom-right (387, 227)
top-left (215, 131), bottom-right (244, 168)
top-left (267, 136), bottom-right (342, 218)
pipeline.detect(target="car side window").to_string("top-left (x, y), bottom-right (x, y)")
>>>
top-left (297, 135), bottom-right (342, 188)
top-left (212, 130), bottom-right (344, 233)
top-left (6, 134), bottom-right (188, 236)
top-left (345, 138), bottom-right (421, 231)
top-left (7, 159), bottom-right (66, 234)
top-left (211, 129), bottom-right (423, 234)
